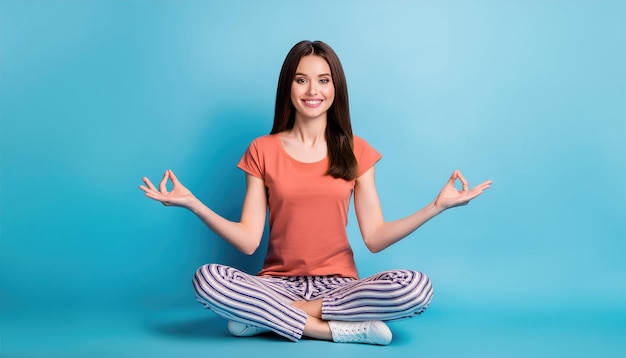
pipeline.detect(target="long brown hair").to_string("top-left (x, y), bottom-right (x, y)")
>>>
top-left (270, 40), bottom-right (357, 180)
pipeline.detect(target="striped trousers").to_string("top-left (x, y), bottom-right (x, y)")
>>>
top-left (193, 263), bottom-right (433, 342)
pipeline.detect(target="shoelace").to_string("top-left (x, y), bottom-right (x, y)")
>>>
top-left (333, 323), bottom-right (373, 343)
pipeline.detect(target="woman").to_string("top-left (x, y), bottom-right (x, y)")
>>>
top-left (140, 40), bottom-right (492, 345)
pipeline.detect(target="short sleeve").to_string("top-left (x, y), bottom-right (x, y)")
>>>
top-left (237, 139), bottom-right (265, 179)
top-left (354, 136), bottom-right (382, 177)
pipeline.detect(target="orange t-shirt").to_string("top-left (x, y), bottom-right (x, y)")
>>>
top-left (237, 134), bottom-right (381, 279)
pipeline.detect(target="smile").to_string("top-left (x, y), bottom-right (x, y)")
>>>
top-left (303, 99), bottom-right (322, 107)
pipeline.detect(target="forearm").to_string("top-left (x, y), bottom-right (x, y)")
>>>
top-left (363, 201), bottom-right (444, 253)
top-left (187, 199), bottom-right (262, 255)
top-left (355, 168), bottom-right (492, 253)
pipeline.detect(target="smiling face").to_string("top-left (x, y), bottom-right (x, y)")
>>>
top-left (290, 55), bottom-right (335, 122)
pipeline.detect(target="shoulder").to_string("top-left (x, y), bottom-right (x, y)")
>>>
top-left (249, 133), bottom-right (277, 146)
top-left (238, 134), bottom-right (281, 176)
top-left (353, 134), bottom-right (378, 153)
top-left (246, 134), bottom-right (280, 151)
top-left (353, 134), bottom-right (368, 148)
top-left (352, 134), bottom-right (382, 177)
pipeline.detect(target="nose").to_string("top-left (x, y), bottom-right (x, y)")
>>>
top-left (306, 81), bottom-right (318, 95)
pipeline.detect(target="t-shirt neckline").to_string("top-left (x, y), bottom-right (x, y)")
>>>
top-left (274, 133), bottom-right (328, 166)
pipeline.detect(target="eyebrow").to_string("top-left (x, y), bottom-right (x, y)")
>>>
top-left (294, 72), bottom-right (332, 77)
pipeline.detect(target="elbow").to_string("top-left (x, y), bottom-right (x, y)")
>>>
top-left (241, 247), bottom-right (257, 256)
top-left (240, 242), bottom-right (259, 256)
top-left (366, 244), bottom-right (384, 254)
top-left (363, 235), bottom-right (384, 254)
top-left (360, 220), bottom-right (387, 253)
top-left (239, 235), bottom-right (262, 256)
top-left (239, 245), bottom-right (257, 256)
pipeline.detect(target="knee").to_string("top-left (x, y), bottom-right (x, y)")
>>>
top-left (193, 263), bottom-right (245, 296)
top-left (409, 270), bottom-right (432, 292)
top-left (406, 270), bottom-right (433, 310)
top-left (390, 270), bottom-right (434, 304)
top-left (194, 263), bottom-right (235, 279)
top-left (193, 263), bottom-right (214, 283)
top-left (380, 269), bottom-right (431, 288)
top-left (192, 263), bottom-right (223, 297)
top-left (372, 269), bottom-right (433, 318)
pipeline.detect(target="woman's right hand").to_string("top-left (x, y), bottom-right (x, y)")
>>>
top-left (139, 169), bottom-right (198, 209)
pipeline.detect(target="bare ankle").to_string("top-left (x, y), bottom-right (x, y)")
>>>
top-left (291, 299), bottom-right (323, 318)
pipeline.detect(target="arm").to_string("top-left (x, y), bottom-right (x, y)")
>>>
top-left (354, 168), bottom-right (492, 253)
top-left (140, 170), bottom-right (267, 255)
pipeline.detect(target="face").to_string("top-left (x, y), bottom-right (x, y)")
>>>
top-left (290, 55), bottom-right (335, 121)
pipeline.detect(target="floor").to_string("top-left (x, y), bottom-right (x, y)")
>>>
top-left (2, 304), bottom-right (624, 358)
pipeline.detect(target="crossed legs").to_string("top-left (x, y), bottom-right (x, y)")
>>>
top-left (193, 264), bottom-right (433, 343)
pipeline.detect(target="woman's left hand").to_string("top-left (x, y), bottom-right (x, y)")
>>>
top-left (433, 170), bottom-right (492, 211)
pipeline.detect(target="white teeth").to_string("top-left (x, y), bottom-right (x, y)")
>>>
top-left (305, 100), bottom-right (321, 105)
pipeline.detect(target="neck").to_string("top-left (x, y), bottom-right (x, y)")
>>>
top-left (290, 114), bottom-right (327, 144)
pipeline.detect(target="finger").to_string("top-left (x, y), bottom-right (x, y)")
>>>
top-left (142, 177), bottom-right (157, 191)
top-left (168, 169), bottom-right (181, 186)
top-left (471, 180), bottom-right (492, 192)
top-left (159, 170), bottom-right (169, 194)
top-left (456, 171), bottom-right (469, 191)
top-left (464, 183), bottom-right (492, 201)
top-left (446, 170), bottom-right (458, 185)
top-left (143, 190), bottom-right (165, 202)
top-left (477, 180), bottom-right (493, 190)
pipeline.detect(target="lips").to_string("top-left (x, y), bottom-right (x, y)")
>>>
top-left (303, 99), bottom-right (323, 107)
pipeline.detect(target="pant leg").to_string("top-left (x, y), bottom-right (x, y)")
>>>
top-left (192, 263), bottom-right (308, 342)
top-left (320, 269), bottom-right (433, 322)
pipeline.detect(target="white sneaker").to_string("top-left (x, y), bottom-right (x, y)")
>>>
top-left (328, 320), bottom-right (392, 345)
top-left (227, 320), bottom-right (270, 337)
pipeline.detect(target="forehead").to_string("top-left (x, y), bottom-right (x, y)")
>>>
top-left (295, 55), bottom-right (331, 75)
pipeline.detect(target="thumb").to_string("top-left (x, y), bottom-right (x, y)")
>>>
top-left (168, 170), bottom-right (182, 185)
top-left (447, 170), bottom-right (458, 185)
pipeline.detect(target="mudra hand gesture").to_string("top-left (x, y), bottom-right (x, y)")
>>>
top-left (434, 170), bottom-right (492, 210)
top-left (139, 169), bottom-right (197, 208)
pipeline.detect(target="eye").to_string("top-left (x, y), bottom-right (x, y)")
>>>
top-left (294, 78), bottom-right (307, 84)
top-left (320, 78), bottom-right (331, 84)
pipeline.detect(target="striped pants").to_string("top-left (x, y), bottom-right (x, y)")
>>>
top-left (193, 263), bottom-right (433, 342)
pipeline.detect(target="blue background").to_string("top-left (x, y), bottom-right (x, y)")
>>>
top-left (1, 0), bottom-right (624, 357)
